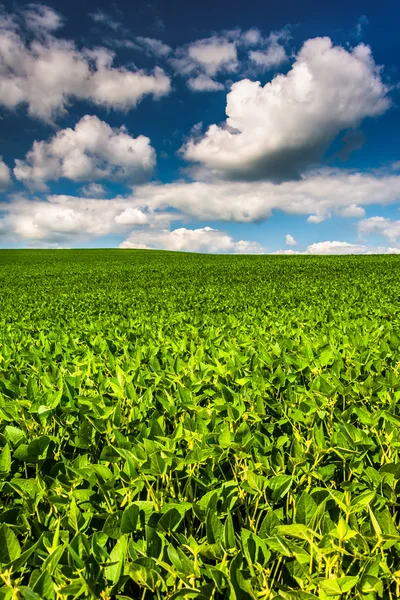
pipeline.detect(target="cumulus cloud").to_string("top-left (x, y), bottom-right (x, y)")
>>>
top-left (170, 34), bottom-right (238, 91)
top-left (306, 241), bottom-right (369, 254)
top-left (183, 37), bottom-right (390, 181)
top-left (22, 4), bottom-right (64, 34)
top-left (183, 37), bottom-right (238, 76)
top-left (0, 157), bottom-right (12, 191)
top-left (187, 75), bottom-right (224, 92)
top-left (358, 216), bottom-right (400, 242)
top-left (120, 226), bottom-right (264, 253)
top-left (240, 28), bottom-right (263, 47)
top-left (0, 10), bottom-right (171, 120)
top-left (0, 194), bottom-right (175, 242)
top-left (80, 183), bottom-right (107, 198)
top-left (114, 207), bottom-right (149, 226)
top-left (135, 36), bottom-right (172, 57)
top-left (307, 215), bottom-right (326, 223)
top-left (249, 30), bottom-right (290, 70)
top-left (285, 234), bottom-right (297, 246)
top-left (129, 170), bottom-right (400, 223)
top-left (337, 204), bottom-right (366, 218)
top-left (14, 115), bottom-right (156, 190)
top-left (249, 44), bottom-right (287, 69)
top-left (89, 10), bottom-right (121, 31)
top-left (0, 194), bottom-right (262, 253)
top-left (274, 241), bottom-right (400, 255)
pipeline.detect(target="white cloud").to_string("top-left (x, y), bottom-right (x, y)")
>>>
top-left (273, 249), bottom-right (301, 255)
top-left (183, 37), bottom-right (390, 181)
top-left (248, 31), bottom-right (290, 70)
top-left (120, 226), bottom-right (264, 253)
top-left (249, 45), bottom-right (287, 69)
top-left (135, 36), bottom-right (172, 57)
top-left (170, 34), bottom-right (238, 91)
top-left (22, 4), bottom-right (64, 34)
top-left (0, 194), bottom-right (262, 253)
top-left (307, 215), bottom-right (326, 223)
top-left (358, 216), bottom-right (400, 242)
top-left (80, 183), bottom-right (107, 198)
top-left (187, 75), bottom-right (224, 92)
top-left (306, 241), bottom-right (400, 254)
top-left (306, 240), bottom-right (369, 254)
top-left (89, 10), bottom-right (121, 31)
top-left (186, 37), bottom-right (238, 76)
top-left (285, 234), bottom-right (297, 246)
top-left (274, 240), bottom-right (400, 255)
top-left (0, 194), bottom-right (176, 242)
top-left (4, 169), bottom-right (400, 249)
top-left (0, 157), bottom-right (12, 191)
top-left (114, 207), bottom-right (149, 226)
top-left (337, 204), bottom-right (366, 218)
top-left (0, 12), bottom-right (171, 120)
top-left (14, 115), bottom-right (156, 189)
top-left (129, 170), bottom-right (400, 223)
top-left (240, 28), bottom-right (262, 47)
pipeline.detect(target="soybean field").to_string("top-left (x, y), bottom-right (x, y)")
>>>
top-left (1, 249), bottom-right (400, 600)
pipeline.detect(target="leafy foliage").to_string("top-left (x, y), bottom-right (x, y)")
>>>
top-left (1, 249), bottom-right (400, 599)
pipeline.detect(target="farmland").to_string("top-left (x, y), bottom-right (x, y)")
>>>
top-left (1, 249), bottom-right (400, 600)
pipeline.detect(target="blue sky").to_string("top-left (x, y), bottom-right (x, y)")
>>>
top-left (1, 0), bottom-right (400, 253)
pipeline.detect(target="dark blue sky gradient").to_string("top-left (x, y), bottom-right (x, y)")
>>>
top-left (1, 0), bottom-right (400, 250)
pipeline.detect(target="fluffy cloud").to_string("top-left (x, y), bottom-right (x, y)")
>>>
top-left (0, 194), bottom-right (174, 242)
top-left (187, 75), bottom-right (224, 92)
top-left (249, 31), bottom-right (289, 70)
top-left (135, 37), bottom-right (172, 57)
top-left (307, 215), bottom-right (326, 223)
top-left (285, 234), bottom-right (297, 246)
top-left (114, 207), bottom-right (149, 226)
top-left (170, 35), bottom-right (238, 91)
top-left (240, 28), bottom-right (263, 47)
top-left (120, 226), bottom-right (264, 253)
top-left (249, 45), bottom-right (287, 69)
top-left (337, 204), bottom-right (366, 218)
top-left (306, 241), bottom-right (370, 254)
top-left (22, 4), bottom-right (64, 34)
top-left (181, 37), bottom-right (238, 76)
top-left (130, 170), bottom-right (400, 223)
top-left (89, 10), bottom-right (121, 31)
top-left (274, 241), bottom-right (400, 255)
top-left (0, 157), bottom-right (12, 191)
top-left (0, 10), bottom-right (171, 120)
top-left (80, 183), bottom-right (107, 198)
top-left (14, 115), bottom-right (156, 189)
top-left (183, 37), bottom-right (390, 181)
top-left (358, 216), bottom-right (400, 242)
top-left (0, 194), bottom-right (262, 253)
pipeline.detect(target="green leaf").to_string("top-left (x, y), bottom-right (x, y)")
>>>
top-left (320, 579), bottom-right (342, 596)
top-left (158, 508), bottom-right (184, 533)
top-left (103, 512), bottom-right (122, 539)
top-left (42, 545), bottom-right (66, 576)
top-left (4, 426), bottom-right (25, 445)
top-left (32, 571), bottom-right (55, 600)
top-left (167, 545), bottom-right (194, 576)
top-left (0, 443), bottom-right (11, 474)
top-left (0, 524), bottom-right (21, 564)
top-left (121, 504), bottom-right (140, 534)
top-left (268, 475), bottom-right (293, 501)
top-left (105, 536), bottom-right (127, 585)
top-left (296, 492), bottom-right (317, 525)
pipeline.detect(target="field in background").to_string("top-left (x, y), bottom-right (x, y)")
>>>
top-left (1, 250), bottom-right (400, 599)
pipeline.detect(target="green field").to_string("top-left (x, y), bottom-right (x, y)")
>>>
top-left (1, 250), bottom-right (400, 600)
